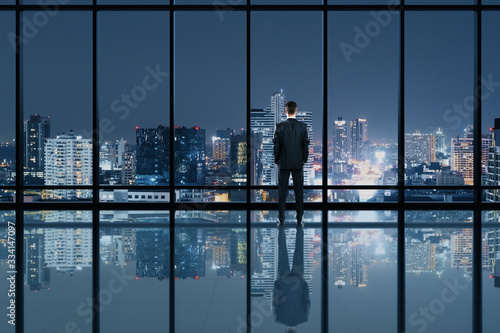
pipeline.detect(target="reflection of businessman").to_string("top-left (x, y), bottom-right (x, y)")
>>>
top-left (272, 227), bottom-right (310, 330)
top-left (273, 101), bottom-right (310, 227)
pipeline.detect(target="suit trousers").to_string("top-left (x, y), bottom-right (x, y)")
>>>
top-left (278, 168), bottom-right (304, 223)
top-left (278, 226), bottom-right (304, 279)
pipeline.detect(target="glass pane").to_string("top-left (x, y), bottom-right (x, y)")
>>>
top-left (176, 0), bottom-right (245, 4)
top-left (329, 210), bottom-right (397, 223)
top-left (411, 0), bottom-right (474, 3)
top-left (406, 228), bottom-right (473, 332)
top-left (331, 0), bottom-right (399, 3)
top-left (252, 189), bottom-right (322, 203)
top-left (176, 189), bottom-right (246, 202)
top-left (483, 227), bottom-right (500, 332)
top-left (100, 0), bottom-right (168, 4)
top-left (483, 12), bottom-right (500, 188)
top-left (175, 12), bottom-right (246, 188)
top-left (251, 11), bottom-right (322, 186)
top-left (484, 210), bottom-right (500, 224)
top-left (250, 227), bottom-right (321, 331)
top-left (252, 0), bottom-right (321, 4)
top-left (484, 188), bottom-right (500, 202)
top-left (100, 227), bottom-right (169, 331)
top-left (329, 228), bottom-right (397, 332)
top-left (99, 12), bottom-right (170, 186)
top-left (0, 212), bottom-right (15, 333)
top-left (100, 210), bottom-right (169, 225)
top-left (24, 227), bottom-right (92, 333)
top-left (175, 226), bottom-right (247, 332)
top-left (329, 11), bottom-right (399, 186)
top-left (405, 210), bottom-right (473, 223)
top-left (23, 11), bottom-right (92, 190)
top-left (24, 210), bottom-right (92, 224)
top-left (0, 190), bottom-right (15, 202)
top-left (100, 189), bottom-right (170, 202)
top-left (405, 12), bottom-right (475, 185)
top-left (329, 189), bottom-right (398, 203)
top-left (23, 188), bottom-right (93, 202)
top-left (175, 210), bottom-right (245, 225)
top-left (251, 210), bottom-right (322, 226)
top-left (405, 189), bottom-right (473, 202)
top-left (22, 0), bottom-right (91, 3)
top-left (0, 12), bottom-right (15, 186)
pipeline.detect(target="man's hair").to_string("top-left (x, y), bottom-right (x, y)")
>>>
top-left (286, 101), bottom-right (297, 115)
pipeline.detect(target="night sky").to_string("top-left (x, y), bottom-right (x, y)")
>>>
top-left (0, 8), bottom-right (499, 145)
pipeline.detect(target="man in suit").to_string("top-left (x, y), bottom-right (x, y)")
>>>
top-left (273, 101), bottom-right (310, 227)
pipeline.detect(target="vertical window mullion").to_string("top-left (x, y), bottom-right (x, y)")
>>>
top-left (246, 3), bottom-right (251, 333)
top-left (92, 2), bottom-right (100, 333)
top-left (15, 2), bottom-right (24, 333)
top-left (473, 3), bottom-right (482, 333)
top-left (398, 2), bottom-right (406, 333)
top-left (169, 6), bottom-right (175, 333)
top-left (322, 2), bottom-right (328, 333)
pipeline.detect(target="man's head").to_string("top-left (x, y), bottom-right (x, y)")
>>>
top-left (286, 327), bottom-right (297, 333)
top-left (286, 101), bottom-right (298, 116)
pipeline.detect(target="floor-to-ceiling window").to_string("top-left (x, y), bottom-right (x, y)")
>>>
top-left (0, 1), bottom-right (498, 332)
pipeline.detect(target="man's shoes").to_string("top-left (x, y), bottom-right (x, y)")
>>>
top-left (277, 218), bottom-right (285, 227)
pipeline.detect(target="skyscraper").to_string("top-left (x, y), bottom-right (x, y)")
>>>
top-left (270, 90), bottom-right (286, 124)
top-left (350, 118), bottom-right (368, 161)
top-left (136, 229), bottom-right (170, 279)
top-left (485, 118), bottom-right (500, 204)
top-left (333, 117), bottom-right (349, 164)
top-left (230, 132), bottom-right (247, 185)
top-left (44, 131), bottom-right (92, 199)
top-left (44, 225), bottom-right (92, 274)
top-left (404, 130), bottom-right (436, 167)
top-left (174, 126), bottom-right (206, 185)
top-left (451, 126), bottom-right (491, 185)
top-left (121, 150), bottom-right (136, 185)
top-left (294, 111), bottom-right (315, 185)
top-left (24, 114), bottom-right (50, 178)
top-left (212, 136), bottom-right (231, 161)
top-left (24, 229), bottom-right (50, 291)
top-left (251, 108), bottom-right (277, 185)
top-left (435, 128), bottom-right (446, 155)
top-left (136, 125), bottom-right (170, 185)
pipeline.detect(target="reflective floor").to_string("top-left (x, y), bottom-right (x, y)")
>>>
top-left (2, 210), bottom-right (500, 332)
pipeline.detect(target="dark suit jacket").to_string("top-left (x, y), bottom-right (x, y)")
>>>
top-left (272, 275), bottom-right (311, 327)
top-left (273, 118), bottom-right (310, 169)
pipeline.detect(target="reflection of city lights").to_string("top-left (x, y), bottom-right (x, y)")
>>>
top-left (375, 151), bottom-right (385, 163)
top-left (375, 244), bottom-right (386, 255)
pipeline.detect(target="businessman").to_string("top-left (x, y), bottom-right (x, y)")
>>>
top-left (273, 101), bottom-right (310, 227)
top-left (272, 227), bottom-right (310, 330)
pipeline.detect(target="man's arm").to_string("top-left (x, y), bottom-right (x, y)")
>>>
top-left (302, 124), bottom-right (310, 164)
top-left (273, 124), bottom-right (280, 165)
